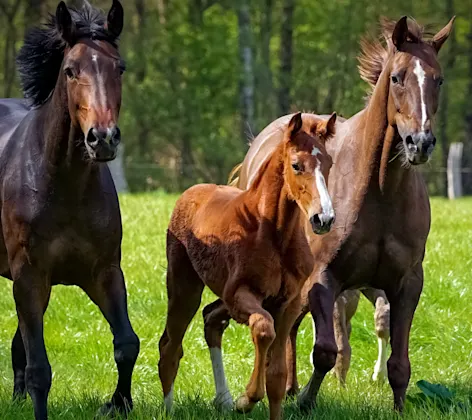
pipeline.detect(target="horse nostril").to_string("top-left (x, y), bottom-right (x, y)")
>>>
top-left (405, 135), bottom-right (414, 146)
top-left (432, 137), bottom-right (437, 146)
top-left (86, 129), bottom-right (100, 148)
top-left (110, 126), bottom-right (121, 147)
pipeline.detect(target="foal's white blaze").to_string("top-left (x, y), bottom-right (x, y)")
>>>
top-left (164, 383), bottom-right (174, 412)
top-left (314, 165), bottom-right (334, 223)
top-left (372, 337), bottom-right (389, 381)
top-left (414, 59), bottom-right (427, 131)
top-left (311, 146), bottom-right (321, 156)
top-left (210, 348), bottom-right (233, 409)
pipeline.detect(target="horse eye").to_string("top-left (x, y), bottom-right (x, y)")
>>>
top-left (119, 66), bottom-right (126, 75)
top-left (391, 75), bottom-right (400, 84)
top-left (64, 67), bottom-right (75, 79)
top-left (438, 77), bottom-right (444, 87)
top-left (292, 163), bottom-right (301, 173)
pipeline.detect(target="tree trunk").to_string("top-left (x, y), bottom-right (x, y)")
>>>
top-left (438, 0), bottom-right (456, 196)
top-left (464, 21), bottom-right (472, 194)
top-left (278, 0), bottom-right (295, 116)
top-left (257, 0), bottom-right (274, 128)
top-left (237, 0), bottom-right (255, 142)
top-left (0, 0), bottom-right (21, 97)
top-left (24, 0), bottom-right (43, 35)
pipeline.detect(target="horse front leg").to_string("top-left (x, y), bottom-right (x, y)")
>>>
top-left (266, 296), bottom-right (301, 420)
top-left (202, 299), bottom-right (233, 410)
top-left (298, 269), bottom-right (338, 412)
top-left (12, 262), bottom-right (52, 420)
top-left (12, 326), bottom-right (27, 400)
top-left (225, 287), bottom-right (275, 414)
top-left (81, 266), bottom-right (140, 416)
top-left (386, 264), bottom-right (423, 411)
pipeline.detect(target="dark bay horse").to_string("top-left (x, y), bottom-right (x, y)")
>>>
top-left (222, 16), bottom-right (455, 412)
top-left (0, 1), bottom-right (139, 419)
top-left (159, 113), bottom-right (336, 420)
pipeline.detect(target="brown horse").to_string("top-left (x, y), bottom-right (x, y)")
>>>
top-left (223, 16), bottom-right (455, 413)
top-left (0, 2), bottom-right (139, 419)
top-left (158, 112), bottom-right (336, 420)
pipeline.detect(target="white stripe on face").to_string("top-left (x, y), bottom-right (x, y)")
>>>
top-left (92, 53), bottom-right (107, 111)
top-left (414, 59), bottom-right (427, 131)
top-left (314, 165), bottom-right (334, 223)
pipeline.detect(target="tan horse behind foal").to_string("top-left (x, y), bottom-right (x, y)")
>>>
top-left (158, 112), bottom-right (336, 420)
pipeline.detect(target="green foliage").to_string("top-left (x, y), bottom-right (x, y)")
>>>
top-left (0, 0), bottom-right (470, 193)
top-left (0, 195), bottom-right (470, 418)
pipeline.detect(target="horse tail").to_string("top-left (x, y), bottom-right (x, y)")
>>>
top-left (227, 162), bottom-right (243, 186)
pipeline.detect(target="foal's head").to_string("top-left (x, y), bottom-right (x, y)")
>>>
top-left (359, 16), bottom-right (455, 165)
top-left (283, 113), bottom-right (336, 235)
top-left (17, 0), bottom-right (125, 162)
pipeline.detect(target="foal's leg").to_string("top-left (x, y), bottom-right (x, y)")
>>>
top-left (202, 299), bottom-right (233, 410)
top-left (227, 287), bottom-right (275, 413)
top-left (12, 326), bottom-right (27, 399)
top-left (285, 311), bottom-right (306, 396)
top-left (266, 297), bottom-right (301, 420)
top-left (81, 266), bottom-right (140, 415)
top-left (385, 265), bottom-right (423, 411)
top-left (12, 263), bottom-right (52, 420)
top-left (362, 288), bottom-right (390, 382)
top-left (158, 244), bottom-right (204, 412)
top-left (298, 270), bottom-right (338, 411)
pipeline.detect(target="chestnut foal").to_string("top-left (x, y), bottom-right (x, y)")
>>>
top-left (158, 112), bottom-right (336, 420)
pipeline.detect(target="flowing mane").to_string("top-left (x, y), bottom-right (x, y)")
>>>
top-left (357, 17), bottom-right (434, 93)
top-left (16, 2), bottom-right (121, 108)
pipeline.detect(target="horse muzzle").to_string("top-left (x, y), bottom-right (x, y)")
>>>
top-left (310, 212), bottom-right (335, 235)
top-left (404, 130), bottom-right (436, 165)
top-left (85, 126), bottom-right (121, 162)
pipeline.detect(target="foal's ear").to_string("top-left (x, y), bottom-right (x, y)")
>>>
top-left (392, 16), bottom-right (408, 49)
top-left (56, 1), bottom-right (76, 45)
top-left (313, 113), bottom-right (337, 143)
top-left (286, 112), bottom-right (303, 142)
top-left (432, 16), bottom-right (455, 53)
top-left (107, 0), bottom-right (124, 39)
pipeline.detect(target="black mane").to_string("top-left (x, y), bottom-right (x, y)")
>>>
top-left (16, 2), bottom-right (119, 108)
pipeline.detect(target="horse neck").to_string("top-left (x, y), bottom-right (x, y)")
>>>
top-left (357, 62), bottom-right (408, 199)
top-left (40, 72), bottom-right (94, 181)
top-left (247, 144), bottom-right (303, 250)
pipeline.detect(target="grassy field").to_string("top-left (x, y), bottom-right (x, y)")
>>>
top-left (0, 194), bottom-right (470, 419)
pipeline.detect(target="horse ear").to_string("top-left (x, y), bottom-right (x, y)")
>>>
top-left (432, 16), bottom-right (455, 53)
top-left (107, 0), bottom-right (124, 39)
top-left (286, 112), bottom-right (303, 142)
top-left (392, 16), bottom-right (408, 49)
top-left (56, 1), bottom-right (76, 45)
top-left (314, 113), bottom-right (337, 143)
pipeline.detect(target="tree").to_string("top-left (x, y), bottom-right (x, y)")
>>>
top-left (278, 0), bottom-right (295, 116)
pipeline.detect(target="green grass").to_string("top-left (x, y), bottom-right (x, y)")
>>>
top-left (0, 194), bottom-right (471, 419)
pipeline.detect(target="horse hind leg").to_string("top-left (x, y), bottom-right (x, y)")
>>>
top-left (285, 311), bottom-right (306, 396)
top-left (362, 288), bottom-right (390, 382)
top-left (333, 290), bottom-right (360, 386)
top-left (158, 237), bottom-right (204, 412)
top-left (202, 299), bottom-right (233, 411)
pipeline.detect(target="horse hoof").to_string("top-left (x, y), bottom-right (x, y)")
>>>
top-left (96, 400), bottom-right (132, 418)
top-left (372, 368), bottom-right (387, 383)
top-left (213, 392), bottom-right (233, 411)
top-left (235, 394), bottom-right (256, 413)
top-left (297, 390), bottom-right (316, 413)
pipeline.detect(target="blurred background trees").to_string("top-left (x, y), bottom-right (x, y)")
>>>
top-left (0, 0), bottom-right (470, 194)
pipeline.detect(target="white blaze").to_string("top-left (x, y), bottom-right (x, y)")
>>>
top-left (314, 165), bottom-right (334, 223)
top-left (414, 59), bottom-right (427, 131)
